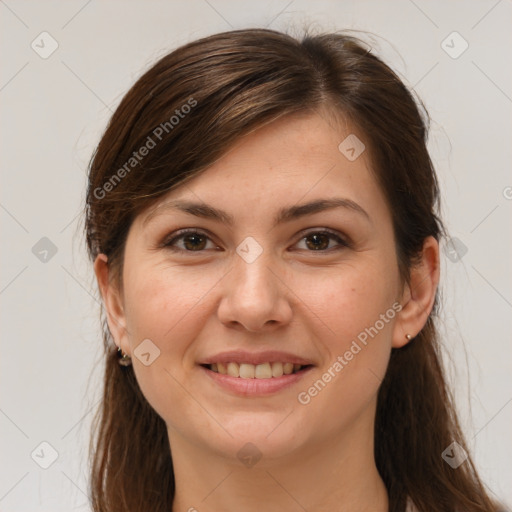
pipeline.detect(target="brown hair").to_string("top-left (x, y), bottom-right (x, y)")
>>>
top-left (83, 27), bottom-right (501, 512)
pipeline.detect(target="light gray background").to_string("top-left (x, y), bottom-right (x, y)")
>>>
top-left (1, 1), bottom-right (511, 510)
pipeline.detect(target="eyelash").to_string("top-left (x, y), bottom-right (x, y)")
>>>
top-left (161, 228), bottom-right (350, 254)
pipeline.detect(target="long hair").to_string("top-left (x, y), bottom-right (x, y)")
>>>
top-left (83, 27), bottom-right (500, 511)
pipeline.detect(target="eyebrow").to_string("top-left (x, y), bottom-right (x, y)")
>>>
top-left (142, 197), bottom-right (371, 228)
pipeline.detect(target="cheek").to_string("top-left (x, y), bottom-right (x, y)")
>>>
top-left (300, 261), bottom-right (399, 413)
top-left (296, 269), bottom-right (397, 424)
top-left (122, 266), bottom-right (220, 424)
top-left (123, 263), bottom-right (218, 342)
top-left (300, 260), bottom-right (398, 342)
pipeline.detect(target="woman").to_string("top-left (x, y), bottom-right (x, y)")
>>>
top-left (84, 27), bottom-right (502, 511)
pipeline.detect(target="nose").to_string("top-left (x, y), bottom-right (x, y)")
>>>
top-left (217, 249), bottom-right (293, 332)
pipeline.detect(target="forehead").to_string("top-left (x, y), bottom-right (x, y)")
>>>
top-left (138, 111), bottom-right (387, 228)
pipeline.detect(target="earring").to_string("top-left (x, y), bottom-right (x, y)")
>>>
top-left (405, 333), bottom-right (412, 341)
top-left (117, 346), bottom-right (132, 366)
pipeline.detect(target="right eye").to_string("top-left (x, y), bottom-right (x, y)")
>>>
top-left (162, 229), bottom-right (218, 252)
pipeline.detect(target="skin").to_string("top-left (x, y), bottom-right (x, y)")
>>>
top-left (95, 111), bottom-right (439, 512)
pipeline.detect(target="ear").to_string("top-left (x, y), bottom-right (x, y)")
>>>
top-left (392, 236), bottom-right (440, 348)
top-left (94, 254), bottom-right (130, 354)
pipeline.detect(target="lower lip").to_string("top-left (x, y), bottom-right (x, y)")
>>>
top-left (199, 365), bottom-right (314, 396)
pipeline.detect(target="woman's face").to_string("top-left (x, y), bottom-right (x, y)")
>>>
top-left (101, 112), bottom-right (418, 465)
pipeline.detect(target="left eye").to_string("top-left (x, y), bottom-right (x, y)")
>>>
top-left (163, 229), bottom-right (348, 253)
top-left (295, 230), bottom-right (349, 251)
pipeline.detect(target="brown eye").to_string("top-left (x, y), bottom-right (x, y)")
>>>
top-left (181, 233), bottom-right (208, 251)
top-left (296, 230), bottom-right (349, 252)
top-left (304, 233), bottom-right (330, 250)
top-left (162, 228), bottom-right (349, 254)
top-left (163, 229), bottom-right (216, 252)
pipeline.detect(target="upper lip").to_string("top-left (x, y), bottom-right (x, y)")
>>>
top-left (198, 350), bottom-right (315, 366)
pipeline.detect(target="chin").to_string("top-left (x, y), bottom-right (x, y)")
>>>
top-left (200, 413), bottom-right (311, 466)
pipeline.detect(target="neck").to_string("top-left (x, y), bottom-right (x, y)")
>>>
top-left (169, 403), bottom-right (388, 512)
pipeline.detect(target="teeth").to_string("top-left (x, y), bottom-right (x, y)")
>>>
top-left (272, 362), bottom-right (283, 378)
top-left (208, 361), bottom-right (306, 378)
top-left (227, 362), bottom-right (239, 377)
top-left (283, 362), bottom-right (294, 375)
top-left (239, 363), bottom-right (255, 379)
top-left (255, 363), bottom-right (272, 379)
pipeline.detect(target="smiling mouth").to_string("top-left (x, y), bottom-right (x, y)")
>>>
top-left (200, 362), bottom-right (312, 379)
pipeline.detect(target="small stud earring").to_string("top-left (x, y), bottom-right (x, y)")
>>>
top-left (117, 346), bottom-right (132, 366)
top-left (405, 334), bottom-right (412, 341)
